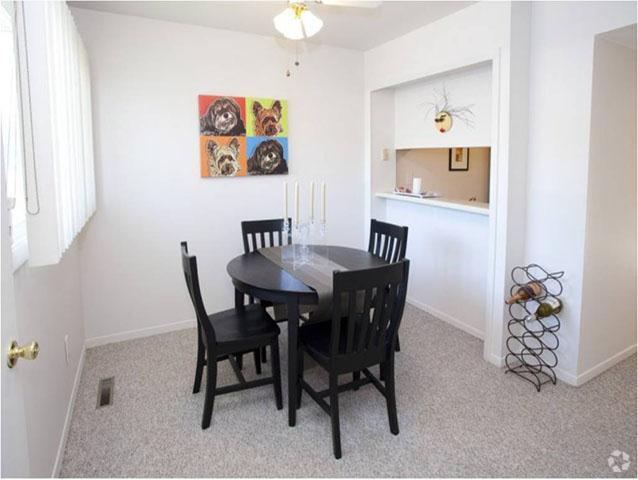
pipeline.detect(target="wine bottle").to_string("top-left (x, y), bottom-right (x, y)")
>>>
top-left (505, 282), bottom-right (542, 305)
top-left (524, 297), bottom-right (562, 323)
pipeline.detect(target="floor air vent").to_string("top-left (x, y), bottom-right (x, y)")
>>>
top-left (97, 377), bottom-right (114, 408)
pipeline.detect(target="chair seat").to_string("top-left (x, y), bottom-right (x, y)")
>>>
top-left (208, 304), bottom-right (280, 354)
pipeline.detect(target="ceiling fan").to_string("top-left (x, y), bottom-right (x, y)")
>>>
top-left (274, 1), bottom-right (381, 40)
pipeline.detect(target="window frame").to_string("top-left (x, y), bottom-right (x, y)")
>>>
top-left (1, 1), bottom-right (29, 272)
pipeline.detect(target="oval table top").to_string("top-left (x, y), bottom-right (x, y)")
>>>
top-left (226, 244), bottom-right (387, 304)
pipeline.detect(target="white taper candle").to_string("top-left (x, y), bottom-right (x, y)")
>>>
top-left (283, 181), bottom-right (288, 219)
top-left (321, 182), bottom-right (326, 222)
top-left (309, 181), bottom-right (315, 222)
top-left (294, 181), bottom-right (299, 225)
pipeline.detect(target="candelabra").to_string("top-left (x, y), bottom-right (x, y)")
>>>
top-left (282, 180), bottom-right (327, 267)
top-left (283, 218), bottom-right (327, 267)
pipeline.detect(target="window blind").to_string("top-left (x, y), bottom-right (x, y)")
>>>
top-left (18, 1), bottom-right (95, 266)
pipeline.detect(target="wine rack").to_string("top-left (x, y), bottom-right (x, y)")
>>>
top-left (505, 264), bottom-right (564, 392)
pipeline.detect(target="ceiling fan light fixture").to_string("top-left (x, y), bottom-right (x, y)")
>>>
top-left (273, 2), bottom-right (323, 40)
top-left (299, 8), bottom-right (323, 38)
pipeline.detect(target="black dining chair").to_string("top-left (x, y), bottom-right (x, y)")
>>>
top-left (181, 242), bottom-right (283, 429)
top-left (241, 218), bottom-right (292, 361)
top-left (368, 218), bottom-right (409, 264)
top-left (368, 218), bottom-right (408, 352)
top-left (296, 260), bottom-right (410, 459)
top-left (242, 218), bottom-right (292, 253)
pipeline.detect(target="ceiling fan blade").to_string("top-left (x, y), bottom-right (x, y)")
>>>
top-left (316, 0), bottom-right (382, 8)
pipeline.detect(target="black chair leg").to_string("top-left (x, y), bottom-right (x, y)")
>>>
top-left (271, 339), bottom-right (283, 410)
top-left (235, 353), bottom-right (243, 370)
top-left (395, 334), bottom-right (401, 352)
top-left (261, 346), bottom-right (268, 363)
top-left (380, 362), bottom-right (386, 382)
top-left (329, 373), bottom-right (342, 459)
top-left (201, 358), bottom-right (218, 429)
top-left (253, 349), bottom-right (262, 375)
top-left (193, 328), bottom-right (205, 394)
top-left (352, 371), bottom-right (361, 391)
top-left (385, 356), bottom-right (399, 435)
top-left (296, 348), bottom-right (304, 409)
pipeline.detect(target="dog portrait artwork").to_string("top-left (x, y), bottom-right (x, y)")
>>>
top-left (198, 95), bottom-right (288, 178)
top-left (206, 137), bottom-right (244, 177)
top-left (200, 136), bottom-right (247, 177)
top-left (252, 100), bottom-right (282, 136)
top-left (247, 138), bottom-right (288, 175)
top-left (199, 96), bottom-right (246, 136)
top-left (246, 98), bottom-right (288, 137)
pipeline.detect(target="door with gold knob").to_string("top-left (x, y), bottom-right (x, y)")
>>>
top-left (1, 84), bottom-right (30, 475)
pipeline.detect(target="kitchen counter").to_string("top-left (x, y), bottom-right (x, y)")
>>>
top-left (375, 193), bottom-right (489, 216)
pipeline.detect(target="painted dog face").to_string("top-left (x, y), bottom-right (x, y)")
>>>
top-left (252, 100), bottom-right (282, 137)
top-left (206, 138), bottom-right (241, 176)
top-left (248, 139), bottom-right (287, 175)
top-left (200, 97), bottom-right (245, 136)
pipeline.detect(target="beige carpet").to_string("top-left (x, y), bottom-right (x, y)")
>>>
top-left (60, 305), bottom-right (637, 477)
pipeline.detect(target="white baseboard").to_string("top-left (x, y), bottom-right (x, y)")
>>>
top-left (407, 297), bottom-right (484, 340)
top-left (573, 343), bottom-right (637, 386)
top-left (52, 345), bottom-right (85, 478)
top-left (513, 344), bottom-right (637, 387)
top-left (85, 319), bottom-right (196, 348)
top-left (487, 352), bottom-right (506, 367)
top-left (554, 366), bottom-right (578, 386)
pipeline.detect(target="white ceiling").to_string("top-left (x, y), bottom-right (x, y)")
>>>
top-left (68, 1), bottom-right (474, 51)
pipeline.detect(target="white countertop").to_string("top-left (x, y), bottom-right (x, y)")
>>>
top-left (375, 193), bottom-right (489, 216)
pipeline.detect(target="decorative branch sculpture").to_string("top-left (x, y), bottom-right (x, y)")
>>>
top-left (424, 87), bottom-right (475, 133)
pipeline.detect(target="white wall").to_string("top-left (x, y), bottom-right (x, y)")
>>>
top-left (365, 2), bottom-right (525, 362)
top-left (525, 1), bottom-right (636, 383)
top-left (386, 199), bottom-right (489, 338)
top-left (11, 243), bottom-right (85, 476)
top-left (70, 8), bottom-right (365, 342)
top-left (394, 63), bottom-right (492, 149)
top-left (369, 89), bottom-right (396, 223)
top-left (578, 33), bottom-right (637, 379)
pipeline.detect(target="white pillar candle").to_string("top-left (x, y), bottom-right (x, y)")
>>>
top-left (321, 182), bottom-right (326, 222)
top-left (412, 177), bottom-right (422, 195)
top-left (283, 181), bottom-right (288, 219)
top-left (294, 181), bottom-right (299, 225)
top-left (309, 181), bottom-right (315, 222)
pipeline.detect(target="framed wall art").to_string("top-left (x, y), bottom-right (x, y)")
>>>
top-left (448, 147), bottom-right (470, 171)
top-left (198, 95), bottom-right (289, 178)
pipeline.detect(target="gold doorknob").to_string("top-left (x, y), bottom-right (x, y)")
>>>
top-left (7, 340), bottom-right (39, 369)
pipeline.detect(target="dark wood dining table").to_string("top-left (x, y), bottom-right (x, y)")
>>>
top-left (226, 244), bottom-right (387, 427)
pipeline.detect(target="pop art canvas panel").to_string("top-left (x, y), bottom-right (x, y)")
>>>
top-left (200, 136), bottom-right (247, 177)
top-left (246, 137), bottom-right (289, 175)
top-left (198, 96), bottom-right (246, 136)
top-left (246, 98), bottom-right (288, 137)
top-left (198, 95), bottom-right (288, 178)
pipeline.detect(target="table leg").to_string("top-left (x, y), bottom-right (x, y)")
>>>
top-left (287, 300), bottom-right (300, 427)
top-left (234, 288), bottom-right (244, 311)
top-left (234, 288), bottom-right (245, 370)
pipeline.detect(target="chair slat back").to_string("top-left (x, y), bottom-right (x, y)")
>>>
top-left (181, 242), bottom-right (216, 345)
top-left (368, 219), bottom-right (409, 263)
top-left (329, 261), bottom-right (409, 364)
top-left (241, 218), bottom-right (292, 253)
